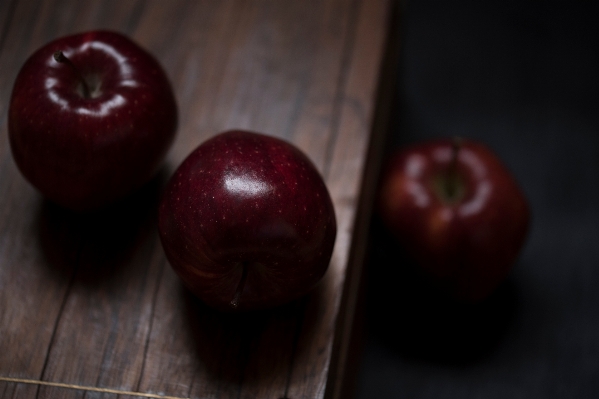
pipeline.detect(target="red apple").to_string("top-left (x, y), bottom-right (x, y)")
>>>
top-left (9, 30), bottom-right (177, 211)
top-left (158, 130), bottom-right (337, 311)
top-left (378, 138), bottom-right (530, 302)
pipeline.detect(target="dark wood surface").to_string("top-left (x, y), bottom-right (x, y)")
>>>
top-left (0, 1), bottom-right (393, 398)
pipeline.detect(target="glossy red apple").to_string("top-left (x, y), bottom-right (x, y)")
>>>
top-left (9, 30), bottom-right (177, 211)
top-left (158, 130), bottom-right (337, 311)
top-left (378, 138), bottom-right (530, 302)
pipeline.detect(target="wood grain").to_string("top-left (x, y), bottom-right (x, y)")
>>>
top-left (0, 1), bottom-right (392, 398)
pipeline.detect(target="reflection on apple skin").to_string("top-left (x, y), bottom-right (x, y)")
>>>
top-left (224, 172), bottom-right (273, 198)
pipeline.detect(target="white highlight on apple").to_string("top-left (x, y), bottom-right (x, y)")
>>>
top-left (75, 94), bottom-right (126, 116)
top-left (224, 174), bottom-right (272, 197)
top-left (459, 181), bottom-right (492, 217)
top-left (407, 181), bottom-right (430, 208)
top-left (46, 78), bottom-right (69, 109)
top-left (405, 154), bottom-right (427, 178)
top-left (86, 41), bottom-right (137, 87)
top-left (460, 149), bottom-right (487, 179)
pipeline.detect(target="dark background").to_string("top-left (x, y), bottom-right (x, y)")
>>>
top-left (356, 1), bottom-right (599, 398)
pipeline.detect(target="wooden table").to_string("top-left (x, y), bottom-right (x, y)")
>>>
top-left (0, 1), bottom-right (396, 398)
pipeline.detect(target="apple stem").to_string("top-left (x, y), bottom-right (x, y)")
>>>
top-left (53, 51), bottom-right (91, 99)
top-left (445, 136), bottom-right (462, 199)
top-left (230, 263), bottom-right (249, 309)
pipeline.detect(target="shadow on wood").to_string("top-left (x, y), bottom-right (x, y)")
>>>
top-left (180, 284), bottom-right (313, 391)
top-left (35, 167), bottom-right (169, 286)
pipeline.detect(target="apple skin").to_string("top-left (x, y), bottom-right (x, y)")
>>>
top-left (378, 138), bottom-right (530, 302)
top-left (9, 30), bottom-right (177, 211)
top-left (158, 130), bottom-right (337, 311)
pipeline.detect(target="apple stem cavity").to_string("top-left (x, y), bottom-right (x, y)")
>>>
top-left (446, 137), bottom-right (461, 196)
top-left (53, 51), bottom-right (92, 99)
top-left (434, 136), bottom-right (465, 204)
top-left (230, 262), bottom-right (249, 309)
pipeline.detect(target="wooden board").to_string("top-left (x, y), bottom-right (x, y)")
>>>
top-left (0, 1), bottom-right (393, 398)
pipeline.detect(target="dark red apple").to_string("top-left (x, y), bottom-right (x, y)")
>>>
top-left (9, 30), bottom-right (177, 211)
top-left (158, 130), bottom-right (337, 311)
top-left (378, 138), bottom-right (530, 302)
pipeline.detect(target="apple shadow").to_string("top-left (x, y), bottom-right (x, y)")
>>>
top-left (180, 282), bottom-right (316, 390)
top-left (35, 168), bottom-right (169, 286)
top-left (364, 216), bottom-right (519, 365)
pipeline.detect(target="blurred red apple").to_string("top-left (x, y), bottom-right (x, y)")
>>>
top-left (378, 138), bottom-right (530, 301)
top-left (158, 130), bottom-right (337, 311)
top-left (9, 30), bottom-right (177, 211)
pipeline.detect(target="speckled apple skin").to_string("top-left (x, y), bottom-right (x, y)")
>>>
top-left (158, 130), bottom-right (337, 311)
top-left (9, 31), bottom-right (177, 211)
top-left (378, 139), bottom-right (530, 302)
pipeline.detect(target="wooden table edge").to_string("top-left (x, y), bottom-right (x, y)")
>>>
top-left (324, 2), bottom-right (402, 398)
